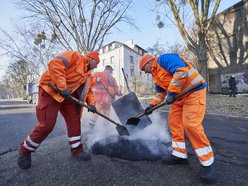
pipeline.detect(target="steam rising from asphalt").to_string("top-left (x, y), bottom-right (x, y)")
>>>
top-left (81, 107), bottom-right (171, 157)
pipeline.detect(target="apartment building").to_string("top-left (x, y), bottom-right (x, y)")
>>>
top-left (208, 0), bottom-right (248, 93)
top-left (95, 40), bottom-right (154, 95)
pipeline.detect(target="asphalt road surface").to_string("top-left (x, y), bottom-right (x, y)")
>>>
top-left (0, 99), bottom-right (66, 154)
top-left (0, 99), bottom-right (248, 185)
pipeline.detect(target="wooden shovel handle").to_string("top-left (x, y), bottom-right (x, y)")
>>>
top-left (47, 83), bottom-right (120, 126)
top-left (137, 82), bottom-right (204, 118)
top-left (121, 68), bottom-right (131, 92)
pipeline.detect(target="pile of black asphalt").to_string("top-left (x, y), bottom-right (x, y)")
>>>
top-left (91, 135), bottom-right (171, 161)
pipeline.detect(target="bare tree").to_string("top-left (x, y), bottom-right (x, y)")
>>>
top-left (2, 60), bottom-right (30, 97)
top-left (146, 42), bottom-right (165, 56)
top-left (147, 40), bottom-right (198, 67)
top-left (18, 0), bottom-right (135, 53)
top-left (155, 0), bottom-right (221, 81)
top-left (0, 23), bottom-right (60, 97)
top-left (165, 42), bottom-right (198, 67)
top-left (207, 6), bottom-right (248, 68)
top-left (0, 81), bottom-right (10, 99)
top-left (0, 24), bottom-right (59, 77)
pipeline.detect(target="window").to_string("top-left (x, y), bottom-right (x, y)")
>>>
top-left (102, 59), bottom-right (105, 66)
top-left (104, 46), bottom-right (109, 53)
top-left (111, 43), bottom-right (115, 50)
top-left (130, 56), bottom-right (134, 67)
top-left (130, 68), bottom-right (134, 77)
top-left (130, 55), bottom-right (134, 77)
top-left (110, 56), bottom-right (114, 64)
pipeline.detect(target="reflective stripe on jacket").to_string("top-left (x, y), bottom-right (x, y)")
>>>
top-left (39, 50), bottom-right (95, 105)
top-left (150, 53), bottom-right (206, 105)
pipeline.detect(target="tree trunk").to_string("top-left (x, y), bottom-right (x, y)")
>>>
top-left (198, 35), bottom-right (209, 86)
top-left (199, 55), bottom-right (208, 89)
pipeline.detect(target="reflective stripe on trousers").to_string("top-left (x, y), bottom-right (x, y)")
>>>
top-left (168, 88), bottom-right (214, 166)
top-left (19, 87), bottom-right (83, 155)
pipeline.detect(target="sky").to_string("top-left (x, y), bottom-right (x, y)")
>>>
top-left (0, 0), bottom-right (242, 80)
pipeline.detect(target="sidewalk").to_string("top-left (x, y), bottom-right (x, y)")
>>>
top-left (139, 93), bottom-right (248, 118)
top-left (205, 94), bottom-right (248, 118)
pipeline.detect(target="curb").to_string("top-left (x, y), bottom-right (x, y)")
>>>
top-left (159, 110), bottom-right (248, 119)
top-left (205, 112), bottom-right (248, 119)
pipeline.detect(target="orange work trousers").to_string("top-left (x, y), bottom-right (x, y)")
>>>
top-left (168, 88), bottom-right (214, 166)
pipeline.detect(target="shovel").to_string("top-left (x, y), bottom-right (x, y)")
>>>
top-left (121, 68), bottom-right (131, 92)
top-left (126, 82), bottom-right (204, 125)
top-left (47, 83), bottom-right (130, 136)
top-left (111, 68), bottom-right (152, 129)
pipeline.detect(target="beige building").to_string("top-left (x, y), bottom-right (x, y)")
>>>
top-left (94, 40), bottom-right (154, 95)
top-left (208, 0), bottom-right (248, 93)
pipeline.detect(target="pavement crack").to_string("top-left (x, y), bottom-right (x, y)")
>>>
top-left (0, 148), bottom-right (18, 156)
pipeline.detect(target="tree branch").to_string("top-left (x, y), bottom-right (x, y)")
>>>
top-left (205, 0), bottom-right (220, 34)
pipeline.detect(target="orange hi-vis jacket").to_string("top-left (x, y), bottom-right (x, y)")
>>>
top-left (150, 53), bottom-right (206, 106)
top-left (39, 51), bottom-right (96, 105)
top-left (93, 70), bottom-right (121, 103)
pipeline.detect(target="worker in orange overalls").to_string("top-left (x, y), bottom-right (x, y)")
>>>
top-left (139, 53), bottom-right (216, 184)
top-left (88, 65), bottom-right (121, 129)
top-left (17, 51), bottom-right (100, 170)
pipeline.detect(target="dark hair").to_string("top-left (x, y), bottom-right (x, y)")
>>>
top-left (105, 65), bottom-right (113, 71)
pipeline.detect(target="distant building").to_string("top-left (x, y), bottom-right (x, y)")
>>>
top-left (208, 0), bottom-right (248, 93)
top-left (95, 40), bottom-right (154, 95)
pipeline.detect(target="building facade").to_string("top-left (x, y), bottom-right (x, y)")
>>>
top-left (95, 40), bottom-right (154, 95)
top-left (208, 0), bottom-right (248, 93)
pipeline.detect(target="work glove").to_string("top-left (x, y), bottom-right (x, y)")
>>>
top-left (88, 105), bottom-right (97, 113)
top-left (165, 91), bottom-right (175, 105)
top-left (96, 77), bottom-right (102, 83)
top-left (60, 89), bottom-right (71, 98)
top-left (144, 104), bottom-right (155, 115)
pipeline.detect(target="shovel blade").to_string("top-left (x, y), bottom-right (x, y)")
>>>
top-left (112, 92), bottom-right (152, 129)
top-left (126, 117), bottom-right (140, 125)
top-left (116, 125), bottom-right (130, 136)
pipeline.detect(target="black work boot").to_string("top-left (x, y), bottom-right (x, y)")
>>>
top-left (200, 162), bottom-right (217, 184)
top-left (73, 150), bottom-right (91, 161)
top-left (17, 153), bottom-right (32, 169)
top-left (162, 154), bottom-right (189, 165)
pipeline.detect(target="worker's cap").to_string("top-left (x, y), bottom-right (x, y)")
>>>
top-left (105, 65), bottom-right (113, 71)
top-left (139, 54), bottom-right (154, 70)
top-left (231, 75), bottom-right (235, 78)
top-left (87, 51), bottom-right (100, 63)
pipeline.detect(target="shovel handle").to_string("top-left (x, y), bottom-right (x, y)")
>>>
top-left (47, 83), bottom-right (120, 126)
top-left (47, 83), bottom-right (92, 110)
top-left (122, 68), bottom-right (131, 92)
top-left (99, 81), bottom-right (115, 100)
top-left (137, 82), bottom-right (204, 118)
